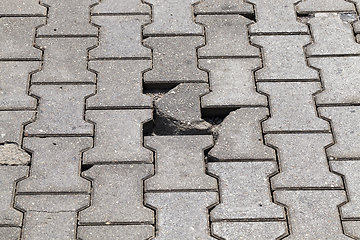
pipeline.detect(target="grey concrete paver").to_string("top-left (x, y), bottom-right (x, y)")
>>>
top-left (258, 82), bottom-right (330, 132)
top-left (248, 0), bottom-right (308, 34)
top-left (90, 16), bottom-right (150, 59)
top-left (143, 0), bottom-right (202, 35)
top-left (252, 35), bottom-right (318, 81)
top-left (0, 0), bottom-right (46, 16)
top-left (343, 221), bottom-right (360, 239)
top-left (92, 0), bottom-right (150, 14)
top-left (18, 137), bottom-right (91, 193)
top-left (209, 162), bottom-right (284, 220)
top-left (196, 15), bottom-right (260, 57)
top-left (0, 144), bottom-right (30, 166)
top-left (84, 110), bottom-right (152, 164)
top-left (32, 38), bottom-right (96, 83)
top-left (25, 85), bottom-right (94, 135)
top-left (306, 13), bottom-right (360, 56)
top-left (145, 192), bottom-right (217, 240)
top-left (37, 0), bottom-right (97, 36)
top-left (266, 134), bottom-right (343, 188)
top-left (274, 190), bottom-right (350, 239)
top-left (0, 111), bottom-right (34, 144)
top-left (87, 60), bottom-right (152, 108)
top-left (143, 36), bottom-right (207, 85)
top-left (0, 62), bottom-right (38, 109)
top-left (0, 227), bottom-right (21, 240)
top-left (78, 225), bottom-right (154, 240)
top-left (79, 164), bottom-right (154, 223)
top-left (145, 135), bottom-right (217, 191)
top-left (296, 0), bottom-right (356, 14)
top-left (195, 0), bottom-right (253, 15)
top-left (209, 108), bottom-right (275, 161)
top-left (200, 58), bottom-right (266, 109)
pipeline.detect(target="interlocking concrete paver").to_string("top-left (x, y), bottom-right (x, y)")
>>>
top-left (310, 57), bottom-right (360, 105)
top-left (306, 13), bottom-right (360, 56)
top-left (0, 144), bottom-right (30, 166)
top-left (18, 137), bottom-right (91, 193)
top-left (145, 192), bottom-right (217, 240)
top-left (195, 0), bottom-right (253, 15)
top-left (78, 225), bottom-right (154, 240)
top-left (90, 16), bottom-right (150, 59)
top-left (252, 35), bottom-right (318, 81)
top-left (145, 135), bottom-right (217, 190)
top-left (0, 0), bottom-right (46, 16)
top-left (0, 17), bottom-right (44, 59)
top-left (84, 110), bottom-right (152, 164)
top-left (199, 59), bottom-right (266, 109)
top-left (212, 222), bottom-right (287, 240)
top-left (296, 0), bottom-right (356, 13)
top-left (274, 190), bottom-right (350, 239)
top-left (37, 0), bottom-right (97, 36)
top-left (209, 108), bottom-right (275, 161)
top-left (0, 111), bottom-right (34, 144)
top-left (209, 162), bottom-right (284, 220)
top-left (258, 82), bottom-right (330, 132)
top-left (79, 164), bottom-right (153, 223)
top-left (0, 227), bottom-right (21, 240)
top-left (0, 166), bottom-right (27, 226)
top-left (0, 62), bottom-right (38, 109)
top-left (266, 134), bottom-right (343, 188)
top-left (32, 38), bottom-right (96, 83)
top-left (319, 107), bottom-right (360, 159)
top-left (143, 36), bottom-right (207, 85)
top-left (143, 0), bottom-right (202, 35)
top-left (87, 60), bottom-right (152, 108)
top-left (343, 221), bottom-right (360, 239)
top-left (248, 0), bottom-right (308, 34)
top-left (25, 85), bottom-right (94, 135)
top-left (92, 0), bottom-right (150, 14)
top-left (154, 83), bottom-right (211, 134)
top-left (196, 15), bottom-right (260, 57)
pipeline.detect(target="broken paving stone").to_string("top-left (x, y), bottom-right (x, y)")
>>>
top-left (92, 0), bottom-right (150, 14)
top-left (154, 83), bottom-right (211, 135)
top-left (0, 143), bottom-right (30, 165)
top-left (195, 0), bottom-right (253, 15)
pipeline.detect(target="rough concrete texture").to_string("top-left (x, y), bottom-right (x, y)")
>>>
top-left (2, 0), bottom-right (360, 239)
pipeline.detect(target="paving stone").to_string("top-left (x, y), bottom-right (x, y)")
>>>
top-left (0, 17), bottom-right (43, 59)
top-left (143, 36), bottom-right (207, 85)
top-left (90, 16), bottom-right (151, 59)
top-left (0, 111), bottom-right (34, 144)
top-left (145, 135), bottom-right (217, 190)
top-left (0, 227), bottom-right (21, 240)
top-left (17, 137), bottom-right (91, 193)
top-left (208, 108), bottom-right (275, 161)
top-left (83, 110), bottom-right (152, 164)
top-left (251, 35), bottom-right (318, 81)
top-left (196, 15), bottom-right (260, 57)
top-left (212, 222), bottom-right (287, 240)
top-left (331, 161), bottom-right (360, 219)
top-left (0, 0), bottom-right (46, 16)
top-left (0, 166), bottom-right (28, 226)
top-left (25, 85), bottom-right (94, 135)
top-left (266, 134), bottom-right (342, 188)
top-left (258, 82), bottom-right (330, 132)
top-left (307, 13), bottom-right (360, 56)
top-left (274, 190), bottom-right (350, 239)
top-left (79, 164), bottom-right (153, 223)
top-left (37, 0), bottom-right (97, 36)
top-left (296, 0), bottom-right (356, 13)
top-left (32, 38), bottom-right (96, 83)
top-left (154, 83), bottom-right (212, 134)
top-left (319, 107), bottom-right (360, 159)
top-left (0, 143), bottom-right (30, 166)
top-left (209, 162), bottom-right (284, 220)
top-left (343, 221), bottom-right (360, 239)
top-left (247, 0), bottom-right (308, 34)
top-left (87, 60), bottom-right (152, 108)
top-left (310, 57), bottom-right (360, 105)
top-left (199, 59), bottom-right (266, 109)
top-left (78, 225), bottom-right (154, 240)
top-left (0, 62), bottom-right (38, 109)
top-left (143, 0), bottom-right (202, 35)
top-left (145, 192), bottom-right (217, 240)
top-left (194, 0), bottom-right (253, 15)
top-left (92, 0), bottom-right (150, 14)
